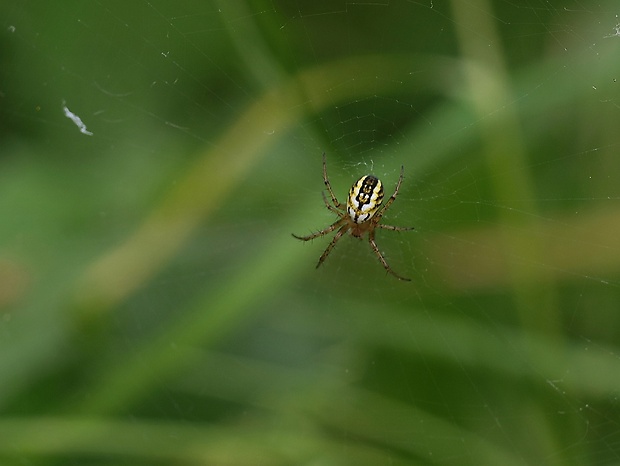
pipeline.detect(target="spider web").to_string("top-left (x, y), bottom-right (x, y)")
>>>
top-left (2, 0), bottom-right (620, 464)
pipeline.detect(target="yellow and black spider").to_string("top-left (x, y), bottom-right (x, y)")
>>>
top-left (293, 153), bottom-right (414, 281)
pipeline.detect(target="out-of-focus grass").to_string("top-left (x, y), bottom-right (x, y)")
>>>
top-left (1, 1), bottom-right (620, 465)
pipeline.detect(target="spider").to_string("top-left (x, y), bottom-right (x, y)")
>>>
top-left (292, 153), bottom-right (414, 281)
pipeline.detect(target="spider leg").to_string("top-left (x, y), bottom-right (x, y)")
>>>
top-left (377, 223), bottom-right (414, 231)
top-left (372, 166), bottom-right (414, 231)
top-left (322, 191), bottom-right (344, 215)
top-left (315, 223), bottom-right (349, 269)
top-left (374, 165), bottom-right (404, 221)
top-left (322, 152), bottom-right (343, 208)
top-left (292, 217), bottom-right (346, 242)
top-left (368, 230), bottom-right (411, 281)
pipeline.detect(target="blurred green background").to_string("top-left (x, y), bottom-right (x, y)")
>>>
top-left (2, 1), bottom-right (620, 464)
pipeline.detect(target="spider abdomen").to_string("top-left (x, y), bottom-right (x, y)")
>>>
top-left (347, 175), bottom-right (384, 224)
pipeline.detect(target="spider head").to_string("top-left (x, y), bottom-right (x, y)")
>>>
top-left (346, 175), bottom-right (384, 224)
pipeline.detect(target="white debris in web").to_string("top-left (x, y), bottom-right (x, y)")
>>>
top-left (604, 22), bottom-right (620, 38)
top-left (62, 102), bottom-right (93, 136)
